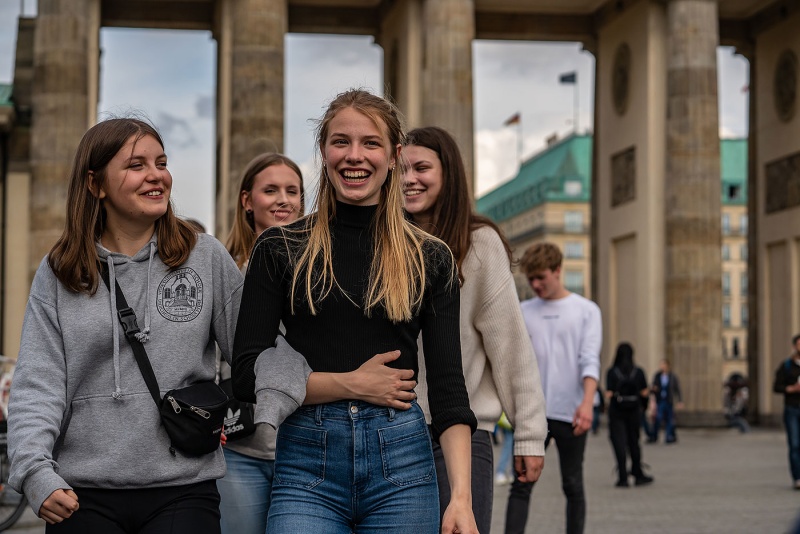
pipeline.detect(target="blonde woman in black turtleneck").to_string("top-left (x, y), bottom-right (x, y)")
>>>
top-left (232, 89), bottom-right (478, 534)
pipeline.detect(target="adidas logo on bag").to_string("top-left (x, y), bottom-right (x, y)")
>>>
top-left (224, 408), bottom-right (245, 435)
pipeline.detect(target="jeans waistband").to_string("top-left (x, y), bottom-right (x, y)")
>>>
top-left (294, 399), bottom-right (420, 423)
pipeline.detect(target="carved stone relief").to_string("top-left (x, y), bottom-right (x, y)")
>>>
top-left (765, 151), bottom-right (800, 214)
top-left (611, 146), bottom-right (636, 207)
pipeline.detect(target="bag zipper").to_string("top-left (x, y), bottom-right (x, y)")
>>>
top-left (166, 395), bottom-right (211, 419)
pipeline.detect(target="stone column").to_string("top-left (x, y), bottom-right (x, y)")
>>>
top-left (665, 0), bottom-right (723, 420)
top-left (29, 0), bottom-right (91, 281)
top-left (215, 0), bottom-right (285, 238)
top-left (422, 0), bottom-right (475, 196)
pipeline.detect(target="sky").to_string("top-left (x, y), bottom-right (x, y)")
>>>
top-left (0, 1), bottom-right (749, 234)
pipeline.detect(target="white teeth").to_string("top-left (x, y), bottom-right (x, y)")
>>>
top-left (404, 190), bottom-right (423, 197)
top-left (145, 191), bottom-right (162, 196)
top-left (342, 170), bottom-right (368, 179)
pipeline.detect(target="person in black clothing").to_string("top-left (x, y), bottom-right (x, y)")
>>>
top-left (605, 343), bottom-right (653, 487)
top-left (772, 333), bottom-right (800, 489)
top-left (232, 89), bottom-right (478, 533)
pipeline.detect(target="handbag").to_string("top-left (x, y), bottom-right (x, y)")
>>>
top-left (101, 266), bottom-right (228, 456)
top-left (218, 378), bottom-right (257, 441)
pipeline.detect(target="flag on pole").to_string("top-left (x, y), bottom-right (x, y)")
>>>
top-left (559, 72), bottom-right (577, 84)
top-left (503, 112), bottom-right (521, 126)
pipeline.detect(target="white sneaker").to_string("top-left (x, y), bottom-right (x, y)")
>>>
top-left (495, 473), bottom-right (510, 485)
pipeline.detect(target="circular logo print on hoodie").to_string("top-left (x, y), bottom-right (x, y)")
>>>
top-left (156, 267), bottom-right (204, 322)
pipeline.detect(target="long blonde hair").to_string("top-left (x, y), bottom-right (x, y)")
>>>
top-left (226, 153), bottom-right (304, 268)
top-left (285, 89), bottom-right (446, 322)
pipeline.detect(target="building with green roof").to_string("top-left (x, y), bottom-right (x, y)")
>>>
top-left (477, 134), bottom-right (749, 378)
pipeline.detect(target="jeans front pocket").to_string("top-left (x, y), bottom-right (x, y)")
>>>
top-left (274, 423), bottom-right (326, 488)
top-left (378, 416), bottom-right (434, 487)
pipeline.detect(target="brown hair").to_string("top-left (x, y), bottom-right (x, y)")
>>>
top-left (405, 126), bottom-right (513, 283)
top-left (226, 153), bottom-right (305, 268)
top-left (280, 89), bottom-right (449, 322)
top-left (519, 242), bottom-right (563, 278)
top-left (48, 118), bottom-right (196, 294)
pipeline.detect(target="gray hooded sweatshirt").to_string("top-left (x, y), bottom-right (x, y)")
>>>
top-left (8, 233), bottom-right (243, 515)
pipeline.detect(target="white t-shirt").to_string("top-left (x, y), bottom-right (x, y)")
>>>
top-left (520, 293), bottom-right (602, 424)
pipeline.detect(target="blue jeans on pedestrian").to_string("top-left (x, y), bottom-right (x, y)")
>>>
top-left (783, 405), bottom-right (800, 481)
top-left (217, 448), bottom-right (274, 534)
top-left (495, 427), bottom-right (514, 478)
top-left (653, 400), bottom-right (676, 442)
top-left (267, 400), bottom-right (440, 534)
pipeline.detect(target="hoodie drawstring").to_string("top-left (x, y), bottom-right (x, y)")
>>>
top-left (133, 242), bottom-right (155, 344)
top-left (107, 257), bottom-right (123, 400)
top-left (107, 240), bottom-right (156, 400)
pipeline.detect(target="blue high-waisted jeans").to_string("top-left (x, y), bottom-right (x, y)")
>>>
top-left (266, 400), bottom-right (440, 534)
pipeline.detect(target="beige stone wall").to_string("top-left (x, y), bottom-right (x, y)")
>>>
top-left (755, 10), bottom-right (800, 419)
top-left (595, 0), bottom-right (667, 376)
top-left (3, 171), bottom-right (31, 360)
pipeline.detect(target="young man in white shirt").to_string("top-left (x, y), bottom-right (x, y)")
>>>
top-left (504, 243), bottom-right (601, 534)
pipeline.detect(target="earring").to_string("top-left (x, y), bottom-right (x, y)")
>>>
top-left (246, 209), bottom-right (253, 215)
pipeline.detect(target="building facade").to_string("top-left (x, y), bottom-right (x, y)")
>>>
top-left (477, 135), bottom-right (750, 384)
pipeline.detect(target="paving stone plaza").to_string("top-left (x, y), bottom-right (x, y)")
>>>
top-left (6, 426), bottom-right (799, 534)
top-left (488, 427), bottom-right (800, 533)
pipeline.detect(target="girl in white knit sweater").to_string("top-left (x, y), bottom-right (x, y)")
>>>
top-left (403, 126), bottom-right (548, 532)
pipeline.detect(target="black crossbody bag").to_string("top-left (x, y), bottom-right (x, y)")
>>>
top-left (101, 266), bottom-right (228, 456)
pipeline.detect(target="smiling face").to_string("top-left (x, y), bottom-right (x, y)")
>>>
top-left (322, 107), bottom-right (398, 206)
top-left (403, 144), bottom-right (443, 225)
top-left (95, 133), bottom-right (171, 233)
top-left (243, 164), bottom-right (303, 233)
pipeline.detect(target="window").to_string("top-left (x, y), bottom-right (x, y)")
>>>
top-left (722, 214), bottom-right (731, 235)
top-left (564, 270), bottom-right (585, 296)
top-left (741, 305), bottom-right (748, 328)
top-left (721, 244), bottom-right (730, 261)
top-left (727, 184), bottom-right (742, 200)
top-left (722, 272), bottom-right (730, 296)
top-left (741, 274), bottom-right (748, 296)
top-left (564, 211), bottom-right (583, 233)
top-left (723, 304), bottom-right (731, 327)
top-left (564, 180), bottom-right (582, 196)
top-left (732, 337), bottom-right (741, 358)
top-left (740, 244), bottom-right (748, 261)
top-left (740, 215), bottom-right (748, 235)
top-left (564, 242), bottom-right (584, 259)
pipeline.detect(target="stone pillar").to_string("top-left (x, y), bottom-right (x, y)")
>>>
top-left (665, 0), bottom-right (723, 420)
top-left (29, 0), bottom-right (92, 281)
top-left (422, 0), bottom-right (475, 196)
top-left (737, 45), bottom-right (759, 422)
top-left (379, 0), bottom-right (423, 128)
top-left (215, 0), bottom-right (285, 238)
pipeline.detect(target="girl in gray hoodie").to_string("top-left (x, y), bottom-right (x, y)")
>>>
top-left (7, 118), bottom-right (243, 533)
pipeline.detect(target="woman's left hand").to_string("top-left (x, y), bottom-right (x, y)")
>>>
top-left (441, 497), bottom-right (478, 534)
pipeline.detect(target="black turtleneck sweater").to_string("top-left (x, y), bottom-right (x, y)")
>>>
top-left (232, 201), bottom-right (476, 439)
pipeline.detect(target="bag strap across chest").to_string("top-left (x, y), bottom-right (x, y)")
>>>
top-left (100, 264), bottom-right (162, 407)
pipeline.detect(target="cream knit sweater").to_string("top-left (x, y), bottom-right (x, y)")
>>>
top-left (418, 226), bottom-right (547, 457)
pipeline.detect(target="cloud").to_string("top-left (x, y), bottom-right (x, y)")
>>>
top-left (155, 111), bottom-right (197, 148)
top-left (195, 95), bottom-right (214, 119)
